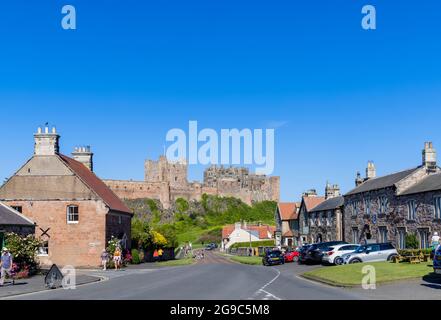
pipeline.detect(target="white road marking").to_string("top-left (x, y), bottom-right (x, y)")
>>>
top-left (249, 269), bottom-right (282, 301)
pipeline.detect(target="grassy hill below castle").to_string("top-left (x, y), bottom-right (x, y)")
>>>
top-left (124, 194), bottom-right (277, 248)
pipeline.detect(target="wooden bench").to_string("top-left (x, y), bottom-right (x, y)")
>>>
top-left (393, 255), bottom-right (421, 264)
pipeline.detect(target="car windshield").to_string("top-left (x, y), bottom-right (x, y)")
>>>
top-left (268, 252), bottom-right (281, 257)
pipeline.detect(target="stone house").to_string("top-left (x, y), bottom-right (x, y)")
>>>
top-left (0, 202), bottom-right (36, 248)
top-left (297, 190), bottom-right (325, 245)
top-left (344, 142), bottom-right (440, 249)
top-left (0, 127), bottom-right (133, 267)
top-left (308, 183), bottom-right (344, 243)
top-left (275, 202), bottom-right (300, 247)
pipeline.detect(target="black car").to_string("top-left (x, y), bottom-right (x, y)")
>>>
top-left (262, 250), bottom-right (285, 266)
top-left (298, 245), bottom-right (312, 264)
top-left (301, 241), bottom-right (348, 264)
top-left (205, 243), bottom-right (218, 251)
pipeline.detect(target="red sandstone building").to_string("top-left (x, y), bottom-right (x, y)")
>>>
top-left (0, 127), bottom-right (133, 267)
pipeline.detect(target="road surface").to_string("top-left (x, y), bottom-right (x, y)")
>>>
top-left (5, 252), bottom-right (441, 300)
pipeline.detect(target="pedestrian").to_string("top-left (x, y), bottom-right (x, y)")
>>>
top-left (101, 249), bottom-right (109, 271)
top-left (0, 248), bottom-right (14, 287)
top-left (432, 232), bottom-right (440, 250)
top-left (153, 249), bottom-right (159, 262)
top-left (113, 247), bottom-right (122, 271)
top-left (158, 248), bottom-right (164, 262)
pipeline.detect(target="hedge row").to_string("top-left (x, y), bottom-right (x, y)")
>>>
top-left (398, 249), bottom-right (433, 256)
top-left (230, 240), bottom-right (275, 249)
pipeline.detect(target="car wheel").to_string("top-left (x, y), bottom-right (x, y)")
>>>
top-left (387, 254), bottom-right (398, 262)
top-left (349, 258), bottom-right (362, 264)
top-left (334, 257), bottom-right (343, 265)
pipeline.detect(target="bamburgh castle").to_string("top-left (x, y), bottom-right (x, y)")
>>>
top-left (103, 156), bottom-right (280, 209)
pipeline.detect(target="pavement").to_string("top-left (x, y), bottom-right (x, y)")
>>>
top-left (3, 251), bottom-right (441, 300)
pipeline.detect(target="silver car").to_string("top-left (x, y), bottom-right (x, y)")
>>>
top-left (342, 243), bottom-right (398, 264)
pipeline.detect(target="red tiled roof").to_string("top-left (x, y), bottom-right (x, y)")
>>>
top-left (278, 203), bottom-right (299, 220)
top-left (303, 196), bottom-right (326, 212)
top-left (222, 224), bottom-right (275, 240)
top-left (59, 154), bottom-right (132, 214)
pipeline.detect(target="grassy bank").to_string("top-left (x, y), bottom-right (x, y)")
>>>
top-left (230, 256), bottom-right (263, 266)
top-left (303, 261), bottom-right (434, 287)
top-left (155, 258), bottom-right (196, 267)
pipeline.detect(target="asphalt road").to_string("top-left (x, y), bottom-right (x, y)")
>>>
top-left (5, 252), bottom-right (441, 300)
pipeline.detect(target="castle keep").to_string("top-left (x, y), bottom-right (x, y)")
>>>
top-left (103, 156), bottom-right (280, 208)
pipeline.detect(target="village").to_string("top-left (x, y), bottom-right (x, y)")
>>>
top-left (1, 125), bottom-right (441, 300)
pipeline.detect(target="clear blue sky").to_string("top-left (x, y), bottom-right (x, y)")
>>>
top-left (0, 1), bottom-right (440, 201)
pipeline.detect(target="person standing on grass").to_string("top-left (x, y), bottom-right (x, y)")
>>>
top-left (0, 248), bottom-right (13, 287)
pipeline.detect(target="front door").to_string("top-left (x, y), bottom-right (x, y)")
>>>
top-left (288, 239), bottom-right (293, 247)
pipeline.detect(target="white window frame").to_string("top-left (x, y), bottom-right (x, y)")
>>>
top-left (67, 205), bottom-right (79, 224)
top-left (398, 229), bottom-right (406, 250)
top-left (434, 196), bottom-right (441, 219)
top-left (38, 240), bottom-right (49, 257)
top-left (364, 197), bottom-right (371, 215)
top-left (407, 200), bottom-right (416, 220)
top-left (379, 196), bottom-right (389, 215)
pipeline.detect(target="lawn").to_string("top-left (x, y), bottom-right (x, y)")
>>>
top-left (230, 256), bottom-right (263, 266)
top-left (303, 261), bottom-right (434, 287)
top-left (155, 258), bottom-right (196, 267)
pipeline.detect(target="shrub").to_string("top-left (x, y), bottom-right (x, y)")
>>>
top-left (5, 233), bottom-right (42, 276)
top-left (405, 234), bottom-right (419, 249)
top-left (398, 249), bottom-right (432, 256)
top-left (131, 249), bottom-right (141, 264)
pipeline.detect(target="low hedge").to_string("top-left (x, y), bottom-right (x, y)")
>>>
top-left (398, 249), bottom-right (433, 256)
top-left (230, 240), bottom-right (275, 249)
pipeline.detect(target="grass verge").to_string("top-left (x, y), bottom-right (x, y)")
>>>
top-left (156, 258), bottom-right (196, 267)
top-left (302, 261), bottom-right (434, 287)
top-left (230, 256), bottom-right (263, 266)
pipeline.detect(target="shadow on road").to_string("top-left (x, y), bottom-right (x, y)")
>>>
top-left (421, 273), bottom-right (441, 290)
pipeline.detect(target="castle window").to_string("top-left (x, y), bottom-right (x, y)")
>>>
top-left (67, 205), bottom-right (79, 224)
top-left (364, 197), bottom-right (371, 215)
top-left (407, 200), bottom-right (416, 220)
top-left (379, 196), bottom-right (389, 215)
top-left (434, 196), bottom-right (441, 219)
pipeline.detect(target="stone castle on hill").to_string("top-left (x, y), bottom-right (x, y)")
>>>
top-left (103, 156), bottom-right (280, 209)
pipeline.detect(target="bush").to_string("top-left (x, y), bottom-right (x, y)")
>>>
top-left (405, 234), bottom-right (419, 249)
top-left (398, 249), bottom-right (432, 256)
top-left (131, 249), bottom-right (141, 265)
top-left (230, 240), bottom-right (276, 249)
top-left (5, 233), bottom-right (42, 276)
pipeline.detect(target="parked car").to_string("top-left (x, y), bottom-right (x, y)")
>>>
top-left (322, 244), bottom-right (360, 265)
top-left (433, 246), bottom-right (441, 274)
top-left (298, 245), bottom-right (312, 264)
top-left (342, 243), bottom-right (398, 264)
top-left (263, 250), bottom-right (285, 266)
top-left (301, 241), bottom-right (348, 264)
top-left (205, 243), bottom-right (218, 251)
top-left (284, 248), bottom-right (300, 263)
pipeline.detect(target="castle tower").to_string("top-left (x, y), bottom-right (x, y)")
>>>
top-left (423, 142), bottom-right (437, 172)
top-left (34, 126), bottom-right (60, 156)
top-left (366, 161), bottom-right (376, 180)
top-left (72, 146), bottom-right (94, 171)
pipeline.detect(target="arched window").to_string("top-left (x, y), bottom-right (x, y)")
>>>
top-left (67, 205), bottom-right (79, 224)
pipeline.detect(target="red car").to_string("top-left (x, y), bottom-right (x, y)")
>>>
top-left (284, 249), bottom-right (300, 263)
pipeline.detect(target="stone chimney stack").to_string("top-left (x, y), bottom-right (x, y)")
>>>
top-left (366, 161), bottom-right (376, 180)
top-left (423, 142), bottom-right (437, 172)
top-left (355, 172), bottom-right (363, 187)
top-left (72, 146), bottom-right (94, 171)
top-left (34, 125), bottom-right (60, 156)
top-left (302, 189), bottom-right (317, 197)
top-left (325, 182), bottom-right (341, 200)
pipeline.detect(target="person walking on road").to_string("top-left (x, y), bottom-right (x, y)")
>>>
top-left (113, 247), bottom-right (122, 271)
top-left (101, 249), bottom-right (109, 271)
top-left (0, 248), bottom-right (14, 287)
top-left (158, 248), bottom-right (164, 262)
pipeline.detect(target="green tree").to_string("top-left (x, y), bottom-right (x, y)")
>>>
top-left (406, 233), bottom-right (420, 249)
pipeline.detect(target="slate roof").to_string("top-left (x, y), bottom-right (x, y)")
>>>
top-left (309, 196), bottom-right (344, 212)
top-left (0, 202), bottom-right (35, 226)
top-left (400, 172), bottom-right (441, 196)
top-left (59, 154), bottom-right (132, 214)
top-left (345, 167), bottom-right (419, 196)
top-left (278, 203), bottom-right (299, 220)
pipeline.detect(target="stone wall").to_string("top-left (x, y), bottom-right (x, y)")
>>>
top-left (309, 207), bottom-right (343, 243)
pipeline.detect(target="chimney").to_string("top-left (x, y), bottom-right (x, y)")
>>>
top-left (325, 182), bottom-right (341, 200)
top-left (423, 142), bottom-right (437, 173)
top-left (366, 161), bottom-right (376, 180)
top-left (355, 172), bottom-right (363, 187)
top-left (34, 125), bottom-right (60, 156)
top-left (302, 189), bottom-right (317, 197)
top-left (72, 146), bottom-right (94, 171)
